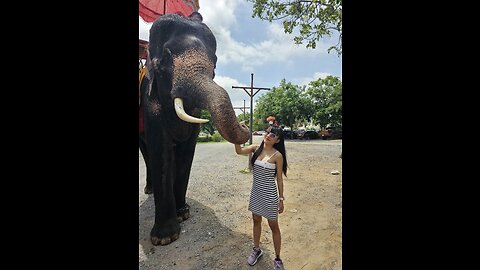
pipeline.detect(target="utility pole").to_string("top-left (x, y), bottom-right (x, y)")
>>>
top-left (232, 73), bottom-right (270, 171)
top-left (233, 100), bottom-right (250, 115)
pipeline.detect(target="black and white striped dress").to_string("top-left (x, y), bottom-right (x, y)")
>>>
top-left (249, 152), bottom-right (279, 221)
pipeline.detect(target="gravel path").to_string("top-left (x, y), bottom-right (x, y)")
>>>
top-left (139, 136), bottom-right (342, 270)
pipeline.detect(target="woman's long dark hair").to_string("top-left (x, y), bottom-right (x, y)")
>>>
top-left (251, 126), bottom-right (288, 177)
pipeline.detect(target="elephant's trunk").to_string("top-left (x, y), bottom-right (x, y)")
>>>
top-left (201, 81), bottom-right (250, 144)
top-left (171, 50), bottom-right (250, 144)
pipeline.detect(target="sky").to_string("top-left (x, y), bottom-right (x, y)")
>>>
top-left (139, 0), bottom-right (342, 115)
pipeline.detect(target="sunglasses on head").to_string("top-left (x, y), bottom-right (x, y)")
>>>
top-left (265, 131), bottom-right (277, 138)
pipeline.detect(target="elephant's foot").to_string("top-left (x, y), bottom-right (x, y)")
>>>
top-left (144, 185), bottom-right (153, 194)
top-left (150, 219), bottom-right (181, 246)
top-left (176, 203), bottom-right (190, 223)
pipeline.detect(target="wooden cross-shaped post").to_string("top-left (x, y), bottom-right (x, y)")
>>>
top-left (232, 73), bottom-right (270, 171)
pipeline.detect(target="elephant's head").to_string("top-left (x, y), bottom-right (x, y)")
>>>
top-left (146, 12), bottom-right (249, 144)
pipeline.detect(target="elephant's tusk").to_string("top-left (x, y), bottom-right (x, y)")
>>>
top-left (174, 98), bottom-right (209, 124)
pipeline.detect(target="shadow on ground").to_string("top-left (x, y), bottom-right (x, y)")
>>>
top-left (139, 195), bottom-right (274, 270)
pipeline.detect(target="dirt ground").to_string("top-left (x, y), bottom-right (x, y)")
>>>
top-left (139, 136), bottom-right (342, 270)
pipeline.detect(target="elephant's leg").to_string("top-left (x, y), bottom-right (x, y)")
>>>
top-left (139, 134), bottom-right (153, 194)
top-left (146, 119), bottom-right (180, 246)
top-left (174, 130), bottom-right (200, 222)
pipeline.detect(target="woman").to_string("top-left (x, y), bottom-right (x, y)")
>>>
top-left (234, 126), bottom-right (288, 270)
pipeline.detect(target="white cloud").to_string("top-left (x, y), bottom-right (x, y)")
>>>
top-left (298, 72), bottom-right (331, 86)
top-left (138, 1), bottom-right (341, 113)
top-left (211, 20), bottom-right (334, 73)
top-left (139, 1), bottom-right (334, 72)
top-left (213, 75), bottom-right (252, 114)
top-left (138, 0), bottom-right (241, 45)
top-left (213, 75), bottom-right (239, 92)
top-left (200, 0), bottom-right (240, 29)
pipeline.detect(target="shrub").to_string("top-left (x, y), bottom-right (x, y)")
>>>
top-left (211, 132), bottom-right (224, 142)
top-left (197, 131), bottom-right (225, 143)
top-left (197, 135), bottom-right (211, 142)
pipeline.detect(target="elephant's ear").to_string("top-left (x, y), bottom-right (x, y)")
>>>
top-left (145, 52), bottom-right (155, 96)
top-left (189, 11), bottom-right (203, 22)
top-left (146, 48), bottom-right (173, 96)
top-left (159, 47), bottom-right (173, 73)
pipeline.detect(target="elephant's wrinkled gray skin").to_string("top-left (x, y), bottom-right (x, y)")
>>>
top-left (139, 12), bottom-right (249, 246)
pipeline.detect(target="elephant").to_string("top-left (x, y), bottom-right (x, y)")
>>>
top-left (139, 12), bottom-right (250, 246)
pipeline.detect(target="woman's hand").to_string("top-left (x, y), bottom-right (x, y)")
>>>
top-left (278, 201), bottom-right (284, 214)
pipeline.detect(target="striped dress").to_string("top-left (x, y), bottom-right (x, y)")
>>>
top-left (248, 152), bottom-right (279, 221)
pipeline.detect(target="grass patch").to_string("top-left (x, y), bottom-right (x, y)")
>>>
top-left (197, 131), bottom-right (225, 143)
top-left (239, 168), bottom-right (251, 174)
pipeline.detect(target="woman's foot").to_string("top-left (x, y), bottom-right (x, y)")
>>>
top-left (273, 258), bottom-right (284, 270)
top-left (247, 247), bottom-right (263, 265)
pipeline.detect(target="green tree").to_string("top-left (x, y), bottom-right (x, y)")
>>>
top-left (200, 110), bottom-right (215, 135)
top-left (237, 112), bottom-right (250, 123)
top-left (252, 116), bottom-right (268, 132)
top-left (248, 0), bottom-right (342, 55)
top-left (236, 112), bottom-right (264, 133)
top-left (305, 75), bottom-right (342, 128)
top-left (255, 79), bottom-right (312, 129)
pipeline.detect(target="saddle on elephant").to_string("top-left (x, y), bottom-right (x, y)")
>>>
top-left (139, 66), bottom-right (147, 134)
top-left (139, 66), bottom-right (147, 106)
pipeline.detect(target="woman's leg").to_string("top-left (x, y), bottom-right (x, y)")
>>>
top-left (268, 219), bottom-right (281, 258)
top-left (252, 213), bottom-right (262, 247)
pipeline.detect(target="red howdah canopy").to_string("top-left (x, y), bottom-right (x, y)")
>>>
top-left (139, 0), bottom-right (200, 59)
top-left (139, 0), bottom-right (200, 22)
